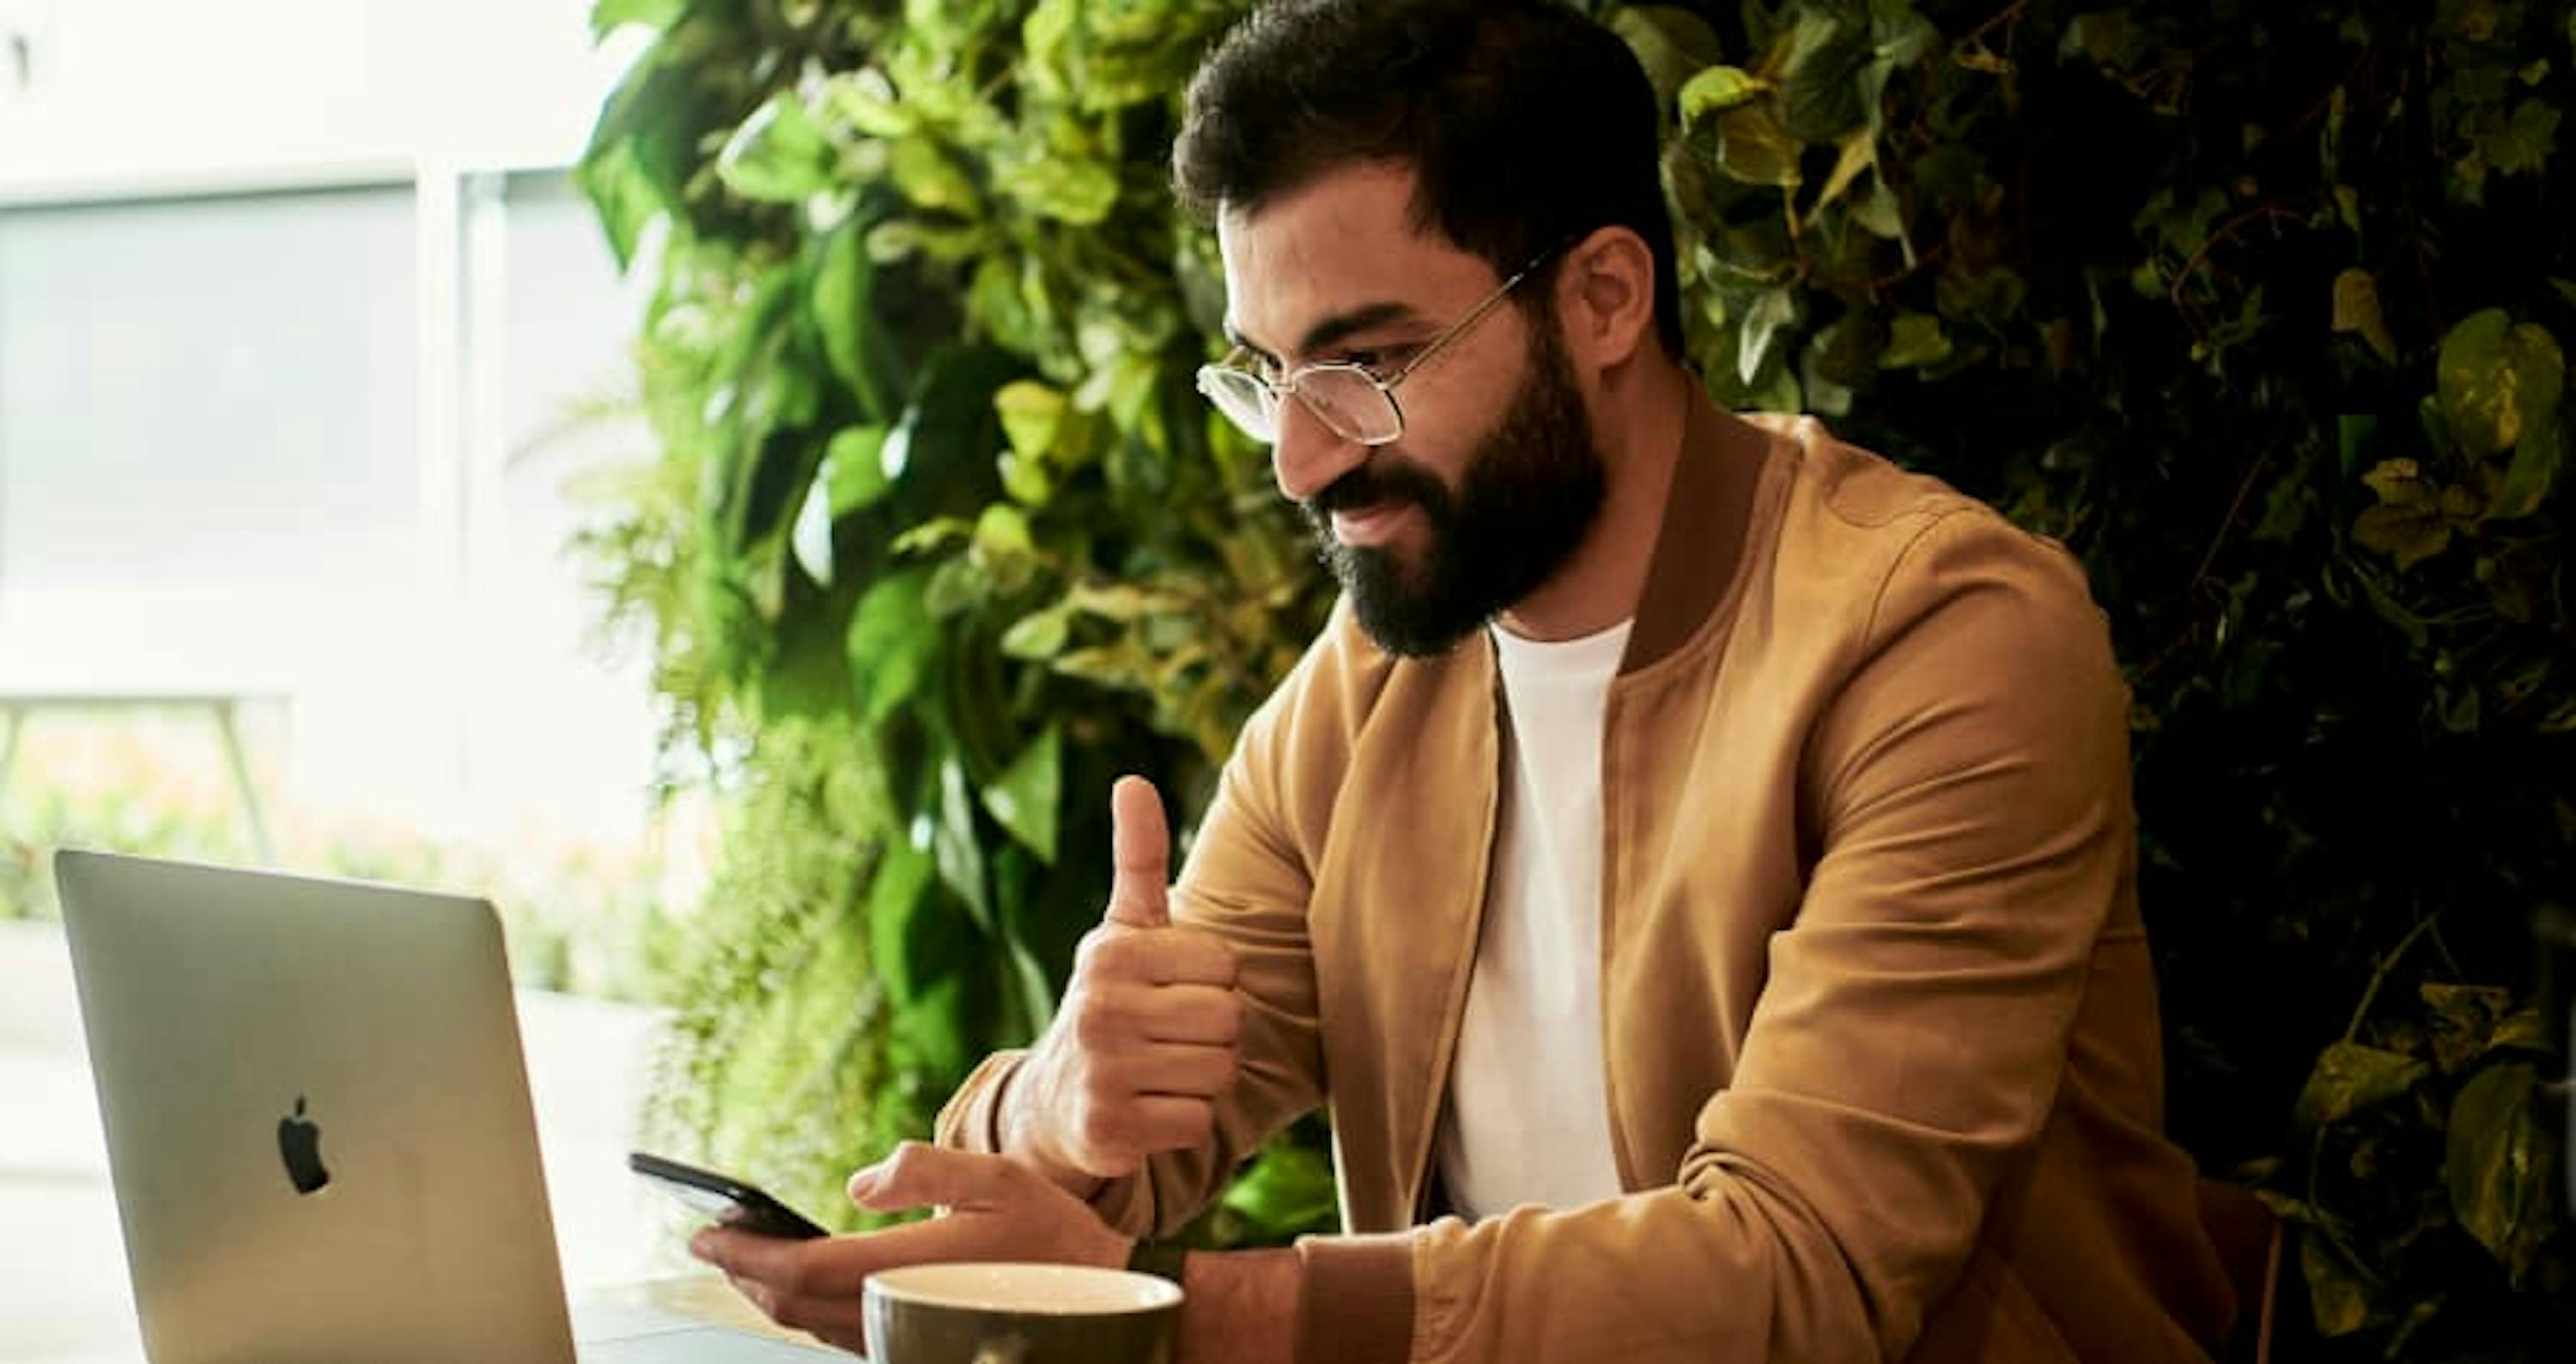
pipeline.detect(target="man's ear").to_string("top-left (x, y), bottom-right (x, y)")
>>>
top-left (1554, 226), bottom-right (1658, 372)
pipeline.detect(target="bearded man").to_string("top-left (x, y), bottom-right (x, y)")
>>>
top-left (695, 3), bottom-right (2238, 1360)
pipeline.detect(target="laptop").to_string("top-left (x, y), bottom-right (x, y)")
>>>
top-left (54, 850), bottom-right (834, 1362)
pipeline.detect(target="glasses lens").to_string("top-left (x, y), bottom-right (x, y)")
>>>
top-left (1196, 366), bottom-right (1279, 442)
top-left (1297, 367), bottom-right (1401, 446)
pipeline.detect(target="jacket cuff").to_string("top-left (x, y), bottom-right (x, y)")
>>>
top-left (1294, 1232), bottom-right (1414, 1364)
top-left (933, 1051), bottom-right (1026, 1153)
top-left (933, 1051), bottom-right (1159, 1235)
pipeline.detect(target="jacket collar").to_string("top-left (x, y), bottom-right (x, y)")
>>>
top-left (1620, 395), bottom-right (1775, 673)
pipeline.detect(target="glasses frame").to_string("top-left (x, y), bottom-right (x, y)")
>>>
top-left (1195, 238), bottom-right (1573, 447)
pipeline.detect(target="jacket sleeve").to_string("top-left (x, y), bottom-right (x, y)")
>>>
top-left (1294, 511), bottom-right (2136, 1364)
top-left (935, 614), bottom-right (1346, 1237)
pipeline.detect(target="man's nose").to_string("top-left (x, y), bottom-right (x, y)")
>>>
top-left (1270, 396), bottom-right (1366, 504)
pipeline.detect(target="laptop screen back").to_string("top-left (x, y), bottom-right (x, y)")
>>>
top-left (56, 851), bottom-right (578, 1363)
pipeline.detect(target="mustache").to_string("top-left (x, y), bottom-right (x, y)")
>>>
top-left (1303, 457), bottom-right (1451, 521)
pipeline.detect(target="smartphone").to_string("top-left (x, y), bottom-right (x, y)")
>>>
top-left (629, 1150), bottom-right (829, 1240)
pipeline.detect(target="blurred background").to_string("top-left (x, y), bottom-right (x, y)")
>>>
top-left (0, 3), bottom-right (700, 1357)
top-left (3, 2), bottom-right (2571, 1361)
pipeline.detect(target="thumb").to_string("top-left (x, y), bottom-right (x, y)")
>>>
top-left (847, 1142), bottom-right (1002, 1213)
top-left (1102, 775), bottom-right (1171, 929)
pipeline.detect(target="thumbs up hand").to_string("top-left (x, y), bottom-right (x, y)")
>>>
top-left (1005, 777), bottom-right (1243, 1191)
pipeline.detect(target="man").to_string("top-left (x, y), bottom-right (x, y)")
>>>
top-left (693, 2), bottom-right (2237, 1360)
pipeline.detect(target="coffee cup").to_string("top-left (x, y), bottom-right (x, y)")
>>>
top-left (861, 1262), bottom-right (1182, 1363)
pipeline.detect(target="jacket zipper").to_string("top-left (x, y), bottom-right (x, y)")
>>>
top-left (1404, 650), bottom-right (1508, 1224)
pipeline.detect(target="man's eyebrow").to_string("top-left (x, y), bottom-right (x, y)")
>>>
top-left (1224, 300), bottom-right (1426, 364)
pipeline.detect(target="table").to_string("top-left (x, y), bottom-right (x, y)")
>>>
top-left (0, 693), bottom-right (280, 862)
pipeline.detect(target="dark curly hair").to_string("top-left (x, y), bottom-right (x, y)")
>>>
top-left (1173, 0), bottom-right (1683, 357)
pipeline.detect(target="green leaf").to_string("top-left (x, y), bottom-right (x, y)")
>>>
top-left (2354, 502), bottom-right (2454, 571)
top-left (814, 220), bottom-right (906, 422)
top-left (1613, 7), bottom-right (1728, 117)
top-left (590, 0), bottom-right (683, 39)
top-left (824, 426), bottom-right (893, 514)
top-left (1812, 130), bottom-right (1876, 218)
top-left (2446, 1061), bottom-right (2555, 1278)
top-left (2360, 458), bottom-right (2427, 505)
top-left (2421, 983), bottom-right (2514, 1072)
top-left (1851, 177), bottom-right (1908, 252)
top-left (2336, 414), bottom-right (2380, 477)
top-left (2485, 99), bottom-right (2561, 177)
top-left (1740, 287), bottom-right (1798, 386)
top-left (981, 723), bottom-right (1062, 863)
top-left (2330, 268), bottom-right (2398, 364)
top-left (1715, 104), bottom-right (1802, 187)
top-left (821, 69), bottom-right (914, 140)
top-left (994, 380), bottom-right (1069, 462)
top-left (976, 504), bottom-right (1036, 555)
top-left (889, 137), bottom-right (981, 215)
top-left (933, 756), bottom-right (992, 930)
top-left (2294, 1041), bottom-right (2430, 1128)
top-left (847, 570), bottom-right (936, 725)
top-left (2493, 414), bottom-right (2564, 520)
top-left (2301, 1230), bottom-right (2378, 1337)
top-left (1880, 312), bottom-right (1953, 369)
top-left (575, 140), bottom-right (659, 273)
top-left (1220, 1133), bottom-right (1342, 1239)
top-left (1003, 155), bottom-right (1120, 227)
top-left (999, 605), bottom-right (1072, 660)
top-left (999, 450), bottom-right (1054, 507)
top-left (1782, 13), bottom-right (1872, 142)
top-left (866, 841), bottom-right (940, 1005)
top-left (1680, 65), bottom-right (1771, 125)
top-left (2432, 307), bottom-right (2555, 455)
top-left (718, 93), bottom-right (836, 204)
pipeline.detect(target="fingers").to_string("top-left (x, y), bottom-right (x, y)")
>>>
top-left (1109, 1041), bottom-right (1241, 1099)
top-left (1069, 979), bottom-right (1242, 1048)
top-left (1076, 924), bottom-right (1237, 989)
top-left (1103, 775), bottom-right (1171, 929)
top-left (845, 1141), bottom-right (1014, 1214)
top-left (1078, 1094), bottom-right (1219, 1160)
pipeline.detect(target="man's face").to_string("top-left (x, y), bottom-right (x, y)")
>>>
top-left (1216, 165), bottom-right (1607, 656)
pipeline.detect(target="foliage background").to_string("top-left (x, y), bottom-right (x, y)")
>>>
top-left (574, 0), bottom-right (2573, 1355)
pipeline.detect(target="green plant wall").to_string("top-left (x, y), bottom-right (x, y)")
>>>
top-left (576, 0), bottom-right (2572, 1355)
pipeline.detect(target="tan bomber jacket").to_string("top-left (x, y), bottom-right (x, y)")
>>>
top-left (939, 400), bottom-right (2236, 1362)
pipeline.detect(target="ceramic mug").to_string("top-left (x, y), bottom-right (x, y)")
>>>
top-left (862, 1262), bottom-right (1182, 1364)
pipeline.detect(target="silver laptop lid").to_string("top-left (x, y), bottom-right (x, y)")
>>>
top-left (57, 850), bottom-right (578, 1364)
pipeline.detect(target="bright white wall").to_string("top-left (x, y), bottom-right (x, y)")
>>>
top-left (0, 1), bottom-right (668, 847)
top-left (0, 0), bottom-right (645, 194)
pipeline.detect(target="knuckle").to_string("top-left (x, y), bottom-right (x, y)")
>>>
top-left (782, 1255), bottom-right (839, 1300)
top-left (1078, 1107), bottom-right (1126, 1158)
top-left (881, 1140), bottom-right (931, 1184)
top-left (1091, 932), bottom-right (1150, 979)
top-left (1072, 927), bottom-right (1115, 973)
top-left (1070, 997), bottom-right (1121, 1050)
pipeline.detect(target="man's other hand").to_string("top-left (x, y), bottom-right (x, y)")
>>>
top-left (691, 1143), bottom-right (1133, 1354)
top-left (1007, 776), bottom-right (1243, 1190)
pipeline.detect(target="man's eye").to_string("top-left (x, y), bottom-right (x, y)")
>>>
top-left (1333, 349), bottom-right (1395, 373)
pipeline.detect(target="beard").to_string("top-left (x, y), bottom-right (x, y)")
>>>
top-left (1302, 312), bottom-right (1608, 658)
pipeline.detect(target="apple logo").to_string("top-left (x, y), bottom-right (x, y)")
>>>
top-left (277, 1095), bottom-right (330, 1195)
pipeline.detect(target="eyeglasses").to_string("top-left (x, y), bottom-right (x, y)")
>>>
top-left (1194, 242), bottom-right (1566, 447)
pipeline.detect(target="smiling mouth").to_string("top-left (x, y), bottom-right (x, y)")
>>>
top-left (1328, 502), bottom-right (1417, 547)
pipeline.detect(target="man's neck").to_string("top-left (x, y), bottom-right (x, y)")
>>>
top-left (1496, 356), bottom-right (1693, 643)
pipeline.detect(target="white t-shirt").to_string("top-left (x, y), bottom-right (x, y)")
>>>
top-left (1432, 617), bottom-right (1631, 1221)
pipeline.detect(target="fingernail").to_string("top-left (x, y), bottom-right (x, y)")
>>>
top-left (847, 1163), bottom-right (884, 1202)
top-left (689, 1230), bottom-right (714, 1260)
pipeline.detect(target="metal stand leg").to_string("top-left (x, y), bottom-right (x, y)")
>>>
top-left (0, 704), bottom-right (21, 809)
top-left (212, 700), bottom-right (274, 864)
